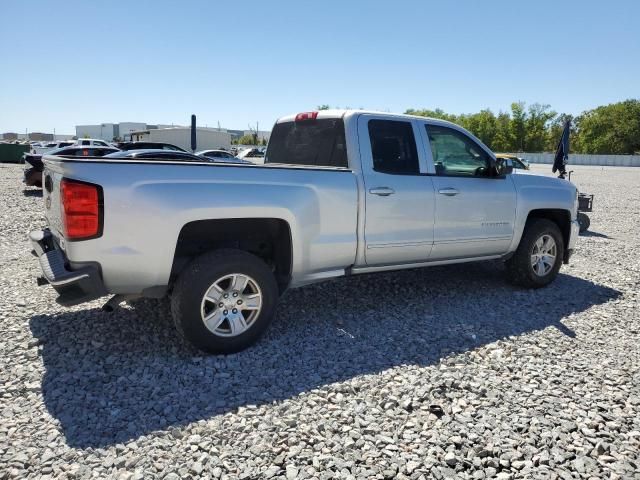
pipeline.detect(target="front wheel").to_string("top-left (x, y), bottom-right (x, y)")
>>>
top-left (170, 249), bottom-right (279, 354)
top-left (505, 218), bottom-right (564, 288)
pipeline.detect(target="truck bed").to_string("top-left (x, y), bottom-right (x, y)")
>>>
top-left (41, 155), bottom-right (359, 294)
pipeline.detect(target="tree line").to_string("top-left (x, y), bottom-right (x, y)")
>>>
top-left (319, 99), bottom-right (640, 154)
top-left (405, 99), bottom-right (640, 155)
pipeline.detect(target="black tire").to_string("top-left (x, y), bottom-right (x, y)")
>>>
top-left (577, 212), bottom-right (590, 233)
top-left (505, 218), bottom-right (564, 288)
top-left (170, 249), bottom-right (278, 354)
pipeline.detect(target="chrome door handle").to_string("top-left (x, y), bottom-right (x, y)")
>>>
top-left (438, 188), bottom-right (459, 196)
top-left (369, 187), bottom-right (395, 196)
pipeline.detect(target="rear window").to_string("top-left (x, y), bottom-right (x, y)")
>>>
top-left (265, 118), bottom-right (348, 168)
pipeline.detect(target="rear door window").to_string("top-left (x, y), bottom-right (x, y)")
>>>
top-left (266, 118), bottom-right (348, 168)
top-left (368, 120), bottom-right (420, 175)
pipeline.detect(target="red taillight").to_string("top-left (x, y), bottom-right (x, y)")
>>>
top-left (60, 179), bottom-right (102, 240)
top-left (295, 111), bottom-right (319, 122)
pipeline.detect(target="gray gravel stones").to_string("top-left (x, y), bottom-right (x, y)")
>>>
top-left (0, 163), bottom-right (639, 479)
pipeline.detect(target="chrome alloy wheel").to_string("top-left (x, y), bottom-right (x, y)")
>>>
top-left (200, 273), bottom-right (263, 337)
top-left (530, 234), bottom-right (557, 277)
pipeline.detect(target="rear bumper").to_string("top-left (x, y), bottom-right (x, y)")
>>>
top-left (30, 229), bottom-right (107, 306)
top-left (564, 219), bottom-right (580, 264)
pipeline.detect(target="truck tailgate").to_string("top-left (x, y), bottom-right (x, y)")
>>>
top-left (42, 161), bottom-right (66, 242)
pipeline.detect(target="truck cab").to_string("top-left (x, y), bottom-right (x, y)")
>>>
top-left (267, 110), bottom-right (577, 270)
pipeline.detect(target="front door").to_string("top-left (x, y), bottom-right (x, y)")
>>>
top-left (422, 123), bottom-right (516, 260)
top-left (358, 116), bottom-right (436, 266)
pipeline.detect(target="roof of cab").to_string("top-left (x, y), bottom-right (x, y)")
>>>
top-left (273, 109), bottom-right (496, 159)
top-left (274, 109), bottom-right (463, 129)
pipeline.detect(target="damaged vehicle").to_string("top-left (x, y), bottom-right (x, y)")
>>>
top-left (23, 146), bottom-right (119, 187)
top-left (30, 110), bottom-right (580, 353)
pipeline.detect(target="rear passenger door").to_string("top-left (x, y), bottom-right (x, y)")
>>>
top-left (358, 115), bottom-right (436, 266)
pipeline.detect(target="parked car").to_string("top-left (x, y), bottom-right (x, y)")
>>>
top-left (32, 140), bottom-right (75, 155)
top-left (24, 146), bottom-right (119, 187)
top-left (196, 149), bottom-right (252, 164)
top-left (73, 138), bottom-right (112, 147)
top-left (30, 110), bottom-right (579, 354)
top-left (495, 154), bottom-right (530, 170)
top-left (32, 140), bottom-right (109, 155)
top-left (114, 141), bottom-right (186, 152)
top-left (237, 147), bottom-right (266, 160)
top-left (104, 149), bottom-right (205, 162)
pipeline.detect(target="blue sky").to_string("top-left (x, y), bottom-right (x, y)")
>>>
top-left (1, 0), bottom-right (638, 134)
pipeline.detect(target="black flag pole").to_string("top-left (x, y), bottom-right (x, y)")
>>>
top-left (190, 114), bottom-right (197, 153)
top-left (552, 120), bottom-right (570, 179)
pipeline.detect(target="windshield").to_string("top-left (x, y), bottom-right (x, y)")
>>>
top-left (265, 118), bottom-right (348, 168)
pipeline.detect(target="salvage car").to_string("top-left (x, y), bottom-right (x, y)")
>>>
top-left (114, 141), bottom-right (186, 152)
top-left (237, 147), bottom-right (266, 159)
top-left (196, 150), bottom-right (252, 164)
top-left (495, 154), bottom-right (530, 170)
top-left (32, 140), bottom-right (75, 155)
top-left (24, 145), bottom-right (119, 187)
top-left (30, 110), bottom-right (580, 353)
top-left (104, 149), bottom-right (205, 162)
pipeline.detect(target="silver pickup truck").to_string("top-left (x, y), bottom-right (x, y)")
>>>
top-left (31, 110), bottom-right (579, 353)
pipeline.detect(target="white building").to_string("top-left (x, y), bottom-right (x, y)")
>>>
top-left (76, 121), bottom-right (269, 145)
top-left (117, 122), bottom-right (147, 140)
top-left (76, 122), bottom-right (150, 141)
top-left (76, 123), bottom-right (116, 140)
top-left (130, 127), bottom-right (231, 151)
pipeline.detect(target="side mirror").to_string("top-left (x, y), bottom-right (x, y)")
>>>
top-left (494, 158), bottom-right (513, 176)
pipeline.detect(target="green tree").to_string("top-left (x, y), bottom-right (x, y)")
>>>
top-left (404, 99), bottom-right (640, 154)
top-left (574, 99), bottom-right (640, 154)
top-left (405, 108), bottom-right (459, 123)
top-left (509, 102), bottom-right (527, 151)
top-left (463, 109), bottom-right (498, 148)
top-left (236, 134), bottom-right (257, 145)
top-left (525, 103), bottom-right (556, 152)
top-left (492, 111), bottom-right (514, 152)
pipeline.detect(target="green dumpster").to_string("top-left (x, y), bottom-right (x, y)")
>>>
top-left (0, 144), bottom-right (30, 163)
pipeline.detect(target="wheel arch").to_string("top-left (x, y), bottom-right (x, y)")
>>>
top-left (525, 209), bottom-right (571, 248)
top-left (169, 218), bottom-right (293, 293)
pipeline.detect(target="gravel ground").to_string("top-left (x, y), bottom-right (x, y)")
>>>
top-left (0, 163), bottom-right (639, 480)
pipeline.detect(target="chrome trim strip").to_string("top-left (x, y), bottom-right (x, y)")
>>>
top-left (351, 255), bottom-right (503, 274)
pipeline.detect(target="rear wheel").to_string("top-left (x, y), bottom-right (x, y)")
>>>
top-left (506, 218), bottom-right (564, 288)
top-left (170, 249), bottom-right (278, 354)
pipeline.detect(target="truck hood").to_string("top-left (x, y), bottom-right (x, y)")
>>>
top-left (511, 170), bottom-right (576, 188)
